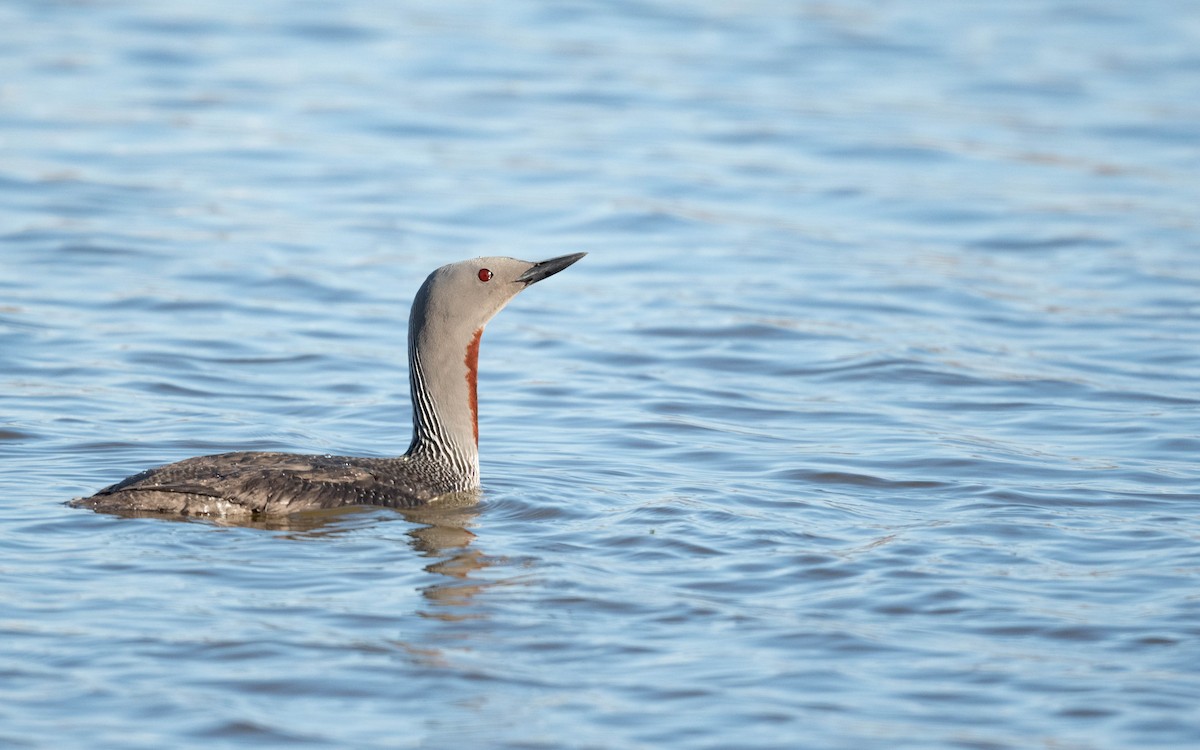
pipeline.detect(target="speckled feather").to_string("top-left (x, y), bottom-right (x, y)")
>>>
top-left (74, 452), bottom-right (447, 516)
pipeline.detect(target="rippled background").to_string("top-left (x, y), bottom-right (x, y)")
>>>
top-left (3, 1), bottom-right (1199, 748)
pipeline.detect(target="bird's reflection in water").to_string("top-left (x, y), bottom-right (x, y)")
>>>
top-left (89, 496), bottom-right (509, 675)
top-left (94, 492), bottom-right (497, 615)
top-left (394, 495), bottom-right (498, 617)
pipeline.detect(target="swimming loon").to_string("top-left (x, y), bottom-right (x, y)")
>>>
top-left (71, 253), bottom-right (586, 518)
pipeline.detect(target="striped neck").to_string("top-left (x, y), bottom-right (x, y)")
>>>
top-left (404, 306), bottom-right (482, 491)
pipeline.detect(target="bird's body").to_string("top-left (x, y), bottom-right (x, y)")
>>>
top-left (76, 452), bottom-right (454, 516)
top-left (71, 253), bottom-right (585, 518)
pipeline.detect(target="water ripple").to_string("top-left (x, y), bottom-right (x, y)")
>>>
top-left (3, 1), bottom-right (1200, 749)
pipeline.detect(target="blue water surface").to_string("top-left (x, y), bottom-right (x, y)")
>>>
top-left (2, 1), bottom-right (1199, 748)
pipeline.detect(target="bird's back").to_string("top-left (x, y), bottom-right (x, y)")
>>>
top-left (72, 451), bottom-right (441, 517)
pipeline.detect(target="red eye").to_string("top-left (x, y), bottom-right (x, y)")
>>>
top-left (478, 268), bottom-right (493, 282)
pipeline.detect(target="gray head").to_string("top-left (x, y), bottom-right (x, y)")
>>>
top-left (404, 253), bottom-right (586, 484)
top-left (409, 253), bottom-right (587, 345)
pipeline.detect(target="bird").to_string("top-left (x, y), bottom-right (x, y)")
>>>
top-left (71, 253), bottom-right (586, 518)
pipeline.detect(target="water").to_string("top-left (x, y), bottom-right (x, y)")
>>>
top-left (2, 1), bottom-right (1199, 747)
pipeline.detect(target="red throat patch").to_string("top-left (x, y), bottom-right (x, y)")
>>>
top-left (464, 328), bottom-right (482, 446)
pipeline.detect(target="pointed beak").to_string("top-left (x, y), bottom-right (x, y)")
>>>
top-left (516, 252), bottom-right (587, 286)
